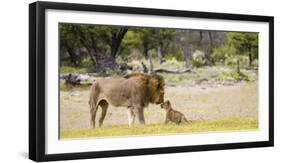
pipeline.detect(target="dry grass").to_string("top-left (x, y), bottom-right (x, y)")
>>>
top-left (60, 82), bottom-right (258, 139)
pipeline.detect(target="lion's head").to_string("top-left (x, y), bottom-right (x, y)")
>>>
top-left (124, 72), bottom-right (165, 105)
top-left (148, 73), bottom-right (165, 104)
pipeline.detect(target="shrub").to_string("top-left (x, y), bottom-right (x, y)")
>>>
top-left (212, 44), bottom-right (236, 63)
top-left (217, 72), bottom-right (250, 81)
top-left (164, 52), bottom-right (184, 62)
top-left (191, 50), bottom-right (207, 67)
top-left (175, 51), bottom-right (185, 61)
top-left (164, 53), bottom-right (174, 60)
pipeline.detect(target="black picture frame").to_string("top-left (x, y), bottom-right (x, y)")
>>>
top-left (29, 1), bottom-right (274, 162)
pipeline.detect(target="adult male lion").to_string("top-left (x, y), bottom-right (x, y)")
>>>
top-left (89, 73), bottom-right (165, 128)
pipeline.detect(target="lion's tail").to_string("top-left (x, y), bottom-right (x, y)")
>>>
top-left (89, 82), bottom-right (100, 110)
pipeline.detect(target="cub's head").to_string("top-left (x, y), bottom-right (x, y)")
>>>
top-left (160, 100), bottom-right (171, 110)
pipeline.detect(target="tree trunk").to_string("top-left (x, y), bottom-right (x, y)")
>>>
top-left (61, 39), bottom-right (78, 66)
top-left (248, 47), bottom-right (253, 66)
top-left (197, 31), bottom-right (203, 48)
top-left (84, 47), bottom-right (96, 66)
top-left (148, 51), bottom-right (154, 72)
top-left (143, 43), bottom-right (149, 59)
top-left (63, 44), bottom-right (78, 66)
top-left (79, 33), bottom-right (98, 68)
top-left (208, 32), bottom-right (213, 49)
top-left (157, 45), bottom-right (164, 64)
top-left (182, 46), bottom-right (191, 68)
top-left (237, 59), bottom-right (240, 74)
top-left (205, 31), bottom-right (214, 65)
top-left (154, 68), bottom-right (191, 74)
top-left (110, 28), bottom-right (128, 59)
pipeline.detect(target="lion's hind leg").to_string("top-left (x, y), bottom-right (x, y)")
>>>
top-left (182, 116), bottom-right (192, 124)
top-left (90, 106), bottom-right (97, 128)
top-left (98, 100), bottom-right (109, 127)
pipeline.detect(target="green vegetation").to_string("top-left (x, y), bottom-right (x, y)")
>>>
top-left (227, 32), bottom-right (258, 66)
top-left (60, 65), bottom-right (87, 74)
top-left (60, 118), bottom-right (258, 139)
top-left (60, 24), bottom-right (258, 73)
top-left (218, 72), bottom-right (250, 82)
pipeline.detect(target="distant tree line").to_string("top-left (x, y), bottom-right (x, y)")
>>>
top-left (60, 23), bottom-right (258, 72)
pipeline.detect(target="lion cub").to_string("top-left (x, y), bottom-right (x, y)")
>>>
top-left (160, 100), bottom-right (190, 125)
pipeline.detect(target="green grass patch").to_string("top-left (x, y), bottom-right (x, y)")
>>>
top-left (60, 117), bottom-right (258, 139)
top-left (60, 82), bottom-right (91, 91)
top-left (60, 65), bottom-right (87, 74)
top-left (217, 72), bottom-right (250, 81)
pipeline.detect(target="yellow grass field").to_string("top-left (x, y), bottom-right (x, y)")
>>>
top-left (60, 82), bottom-right (258, 139)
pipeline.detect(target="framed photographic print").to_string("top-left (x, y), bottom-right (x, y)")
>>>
top-left (29, 1), bottom-right (274, 162)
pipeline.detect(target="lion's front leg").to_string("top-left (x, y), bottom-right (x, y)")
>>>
top-left (133, 106), bottom-right (145, 125)
top-left (164, 117), bottom-right (169, 124)
top-left (127, 107), bottom-right (136, 127)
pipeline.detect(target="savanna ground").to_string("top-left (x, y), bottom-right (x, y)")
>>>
top-left (60, 64), bottom-right (258, 139)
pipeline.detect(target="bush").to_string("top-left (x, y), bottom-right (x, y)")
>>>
top-left (212, 44), bottom-right (236, 63)
top-left (191, 50), bottom-right (207, 67)
top-left (164, 52), bottom-right (184, 62)
top-left (164, 53), bottom-right (174, 60)
top-left (175, 51), bottom-right (185, 61)
top-left (218, 72), bottom-right (250, 81)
